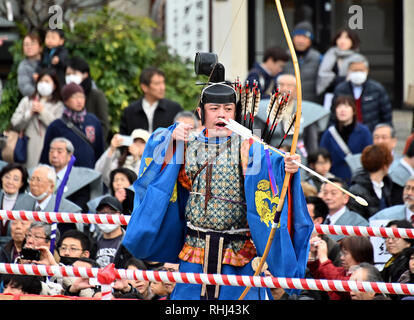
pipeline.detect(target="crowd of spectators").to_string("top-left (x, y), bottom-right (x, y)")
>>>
top-left (246, 22), bottom-right (413, 301)
top-left (0, 21), bottom-right (411, 301)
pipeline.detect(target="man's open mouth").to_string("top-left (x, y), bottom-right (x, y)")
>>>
top-left (215, 122), bottom-right (226, 128)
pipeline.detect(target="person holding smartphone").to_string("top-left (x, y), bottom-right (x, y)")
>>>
top-left (94, 129), bottom-right (150, 188)
top-left (63, 258), bottom-right (102, 298)
top-left (19, 221), bottom-right (59, 266)
top-left (17, 221), bottom-right (64, 295)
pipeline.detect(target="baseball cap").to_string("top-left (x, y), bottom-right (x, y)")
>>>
top-left (96, 196), bottom-right (123, 213)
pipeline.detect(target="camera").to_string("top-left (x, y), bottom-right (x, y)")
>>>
top-left (119, 135), bottom-right (133, 146)
top-left (194, 52), bottom-right (225, 83)
top-left (20, 248), bottom-right (41, 261)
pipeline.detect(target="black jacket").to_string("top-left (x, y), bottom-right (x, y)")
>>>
top-left (347, 170), bottom-right (395, 220)
top-left (332, 79), bottom-right (392, 132)
top-left (39, 45), bottom-right (69, 87)
top-left (119, 98), bottom-right (183, 135)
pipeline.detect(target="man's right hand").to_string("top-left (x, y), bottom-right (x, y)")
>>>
top-left (172, 123), bottom-right (193, 142)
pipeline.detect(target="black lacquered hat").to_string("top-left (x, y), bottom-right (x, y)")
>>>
top-left (201, 83), bottom-right (237, 104)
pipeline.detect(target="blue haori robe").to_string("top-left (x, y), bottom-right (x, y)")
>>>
top-left (123, 123), bottom-right (313, 300)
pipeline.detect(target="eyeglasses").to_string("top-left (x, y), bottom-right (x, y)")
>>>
top-left (28, 177), bottom-right (48, 184)
top-left (2, 174), bottom-right (22, 182)
top-left (58, 246), bottom-right (83, 254)
top-left (25, 233), bottom-right (48, 241)
top-left (23, 41), bottom-right (39, 47)
top-left (385, 237), bottom-right (403, 242)
top-left (404, 185), bottom-right (414, 192)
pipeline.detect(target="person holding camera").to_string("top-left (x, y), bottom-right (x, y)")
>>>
top-left (17, 221), bottom-right (64, 295)
top-left (94, 129), bottom-right (149, 189)
top-left (19, 221), bottom-right (59, 265)
top-left (63, 257), bottom-right (102, 298)
top-left (307, 235), bottom-right (374, 300)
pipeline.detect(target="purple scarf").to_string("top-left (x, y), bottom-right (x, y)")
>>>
top-left (63, 106), bottom-right (87, 124)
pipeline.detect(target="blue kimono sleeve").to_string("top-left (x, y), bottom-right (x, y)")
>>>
top-left (245, 143), bottom-right (313, 294)
top-left (123, 124), bottom-right (188, 263)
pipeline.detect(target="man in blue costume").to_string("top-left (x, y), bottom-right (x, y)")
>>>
top-left (123, 56), bottom-right (313, 300)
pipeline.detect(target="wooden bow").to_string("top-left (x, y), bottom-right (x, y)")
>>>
top-left (238, 0), bottom-right (303, 300)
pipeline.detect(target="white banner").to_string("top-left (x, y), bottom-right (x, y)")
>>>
top-left (370, 219), bottom-right (392, 270)
top-left (166, 0), bottom-right (210, 60)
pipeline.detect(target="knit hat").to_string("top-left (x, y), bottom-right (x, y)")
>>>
top-left (61, 82), bottom-right (84, 102)
top-left (293, 21), bottom-right (314, 40)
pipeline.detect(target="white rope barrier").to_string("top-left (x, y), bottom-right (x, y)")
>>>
top-left (0, 263), bottom-right (413, 296)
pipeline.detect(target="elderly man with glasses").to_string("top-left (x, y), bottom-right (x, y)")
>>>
top-left (18, 221), bottom-right (64, 295)
top-left (28, 164), bottom-right (82, 233)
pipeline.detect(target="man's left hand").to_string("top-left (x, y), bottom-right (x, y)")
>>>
top-left (284, 153), bottom-right (300, 174)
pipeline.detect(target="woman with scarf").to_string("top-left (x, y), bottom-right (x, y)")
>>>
top-left (65, 56), bottom-right (109, 142)
top-left (11, 68), bottom-right (64, 168)
top-left (316, 28), bottom-right (361, 97)
top-left (319, 95), bottom-right (372, 184)
top-left (39, 82), bottom-right (105, 169)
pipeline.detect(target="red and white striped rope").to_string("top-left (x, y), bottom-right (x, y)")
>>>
top-left (0, 209), bottom-right (129, 225)
top-left (313, 224), bottom-right (414, 239)
top-left (100, 284), bottom-right (113, 300)
top-left (1, 263), bottom-right (413, 296)
top-left (1, 210), bottom-right (414, 239)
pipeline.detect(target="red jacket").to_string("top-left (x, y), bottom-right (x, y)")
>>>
top-left (307, 259), bottom-right (351, 300)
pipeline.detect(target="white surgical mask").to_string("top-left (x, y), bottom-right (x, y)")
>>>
top-left (97, 223), bottom-right (119, 234)
top-left (65, 74), bottom-right (83, 85)
top-left (29, 191), bottom-right (50, 201)
top-left (37, 81), bottom-right (54, 97)
top-left (348, 71), bottom-right (367, 86)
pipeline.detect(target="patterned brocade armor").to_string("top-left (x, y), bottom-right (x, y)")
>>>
top-left (178, 133), bottom-right (256, 266)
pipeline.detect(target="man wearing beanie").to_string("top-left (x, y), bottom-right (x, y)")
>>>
top-left (39, 82), bottom-right (105, 169)
top-left (284, 20), bottom-right (321, 103)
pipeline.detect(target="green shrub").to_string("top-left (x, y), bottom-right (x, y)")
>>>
top-left (0, 7), bottom-right (205, 134)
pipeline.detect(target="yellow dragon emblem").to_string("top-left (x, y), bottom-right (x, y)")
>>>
top-left (255, 179), bottom-right (279, 227)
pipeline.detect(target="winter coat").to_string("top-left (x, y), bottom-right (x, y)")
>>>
top-left (39, 45), bottom-right (69, 87)
top-left (17, 59), bottom-right (40, 97)
top-left (332, 79), bottom-right (393, 132)
top-left (307, 259), bottom-right (352, 300)
top-left (10, 96), bottom-right (64, 168)
top-left (316, 47), bottom-right (359, 95)
top-left (347, 170), bottom-right (394, 220)
top-left (319, 123), bottom-right (372, 184)
top-left (284, 48), bottom-right (321, 103)
top-left (245, 62), bottom-right (277, 99)
top-left (40, 113), bottom-right (105, 169)
top-left (80, 77), bottom-right (110, 142)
